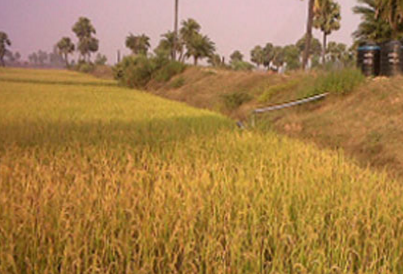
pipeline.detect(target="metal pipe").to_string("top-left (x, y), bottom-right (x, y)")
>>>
top-left (253, 93), bottom-right (329, 114)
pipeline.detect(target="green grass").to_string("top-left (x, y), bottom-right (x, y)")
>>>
top-left (299, 68), bottom-right (366, 98)
top-left (258, 79), bottom-right (300, 103)
top-left (1, 69), bottom-right (403, 273)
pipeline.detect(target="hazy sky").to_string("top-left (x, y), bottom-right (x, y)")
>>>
top-left (0, 0), bottom-right (361, 64)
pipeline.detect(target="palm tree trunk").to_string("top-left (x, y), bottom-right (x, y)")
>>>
top-left (302, 0), bottom-right (315, 70)
top-left (322, 32), bottom-right (327, 65)
top-left (194, 56), bottom-right (198, 66)
top-left (65, 53), bottom-right (69, 67)
top-left (173, 0), bottom-right (179, 61)
top-left (179, 50), bottom-right (185, 62)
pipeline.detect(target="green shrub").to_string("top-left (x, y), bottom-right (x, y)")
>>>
top-left (169, 77), bottom-right (186, 89)
top-left (299, 68), bottom-right (365, 98)
top-left (231, 61), bottom-right (255, 71)
top-left (114, 55), bottom-right (187, 89)
top-left (113, 55), bottom-right (156, 89)
top-left (154, 61), bottom-right (186, 83)
top-left (258, 80), bottom-right (299, 103)
top-left (221, 92), bottom-right (252, 110)
top-left (75, 61), bottom-right (95, 73)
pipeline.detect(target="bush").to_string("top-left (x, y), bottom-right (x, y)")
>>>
top-left (113, 55), bottom-right (156, 89)
top-left (169, 77), bottom-right (186, 89)
top-left (231, 60), bottom-right (255, 71)
top-left (75, 61), bottom-right (95, 73)
top-left (114, 55), bottom-right (187, 89)
top-left (154, 61), bottom-right (186, 83)
top-left (300, 68), bottom-right (365, 98)
top-left (221, 92), bottom-right (252, 110)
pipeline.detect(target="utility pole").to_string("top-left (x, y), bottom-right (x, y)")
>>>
top-left (302, 0), bottom-right (314, 70)
top-left (173, 0), bottom-right (179, 61)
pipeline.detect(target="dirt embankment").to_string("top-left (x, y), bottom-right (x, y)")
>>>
top-left (147, 67), bottom-right (403, 179)
top-left (148, 67), bottom-right (299, 119)
top-left (266, 76), bottom-right (403, 178)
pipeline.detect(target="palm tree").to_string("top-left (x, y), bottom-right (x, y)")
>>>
top-left (327, 41), bottom-right (347, 62)
top-left (156, 31), bottom-right (184, 60)
top-left (283, 45), bottom-right (301, 70)
top-left (180, 19), bottom-right (201, 44)
top-left (353, 0), bottom-right (393, 43)
top-left (56, 37), bottom-right (75, 67)
top-left (208, 53), bottom-right (223, 67)
top-left (263, 43), bottom-right (274, 69)
top-left (313, 0), bottom-right (341, 64)
top-left (296, 34), bottom-right (322, 60)
top-left (37, 50), bottom-right (48, 66)
top-left (185, 33), bottom-right (215, 65)
top-left (250, 46), bottom-right (265, 68)
top-left (0, 32), bottom-right (11, 67)
top-left (72, 17), bottom-right (98, 62)
top-left (77, 36), bottom-right (99, 62)
top-left (72, 17), bottom-right (96, 39)
top-left (126, 34), bottom-right (151, 56)
top-left (180, 18), bottom-right (206, 63)
top-left (137, 34), bottom-right (151, 55)
top-left (28, 52), bottom-right (38, 66)
top-left (125, 34), bottom-right (137, 54)
top-left (302, 0), bottom-right (316, 69)
top-left (271, 46), bottom-right (285, 69)
top-left (376, 0), bottom-right (403, 39)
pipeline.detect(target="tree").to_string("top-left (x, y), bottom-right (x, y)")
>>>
top-left (271, 46), bottom-right (285, 69)
top-left (137, 34), bottom-right (151, 55)
top-left (179, 18), bottom-right (216, 65)
top-left (313, 0), bottom-right (341, 64)
top-left (28, 53), bottom-right (38, 66)
top-left (180, 18), bottom-right (201, 44)
top-left (0, 32), bottom-right (11, 67)
top-left (49, 46), bottom-right (65, 68)
top-left (250, 46), bottom-right (265, 68)
top-left (14, 52), bottom-right (21, 63)
top-left (283, 45), bottom-right (301, 70)
top-left (72, 17), bottom-right (98, 62)
top-left (57, 37), bottom-right (75, 67)
top-left (156, 31), bottom-right (174, 59)
top-left (72, 17), bottom-right (96, 40)
top-left (126, 34), bottom-right (150, 56)
top-left (157, 31), bottom-right (185, 61)
top-left (4, 50), bottom-right (15, 63)
top-left (353, 0), bottom-right (394, 43)
top-left (126, 34), bottom-right (138, 55)
top-left (185, 33), bottom-right (215, 65)
top-left (180, 18), bottom-right (202, 63)
top-left (95, 53), bottom-right (107, 65)
top-left (37, 50), bottom-right (48, 66)
top-left (296, 35), bottom-right (322, 57)
top-left (77, 37), bottom-right (98, 62)
top-left (376, 0), bottom-right (403, 39)
top-left (263, 43), bottom-right (274, 69)
top-left (208, 53), bottom-right (223, 67)
top-left (302, 0), bottom-right (316, 69)
top-left (230, 50), bottom-right (244, 63)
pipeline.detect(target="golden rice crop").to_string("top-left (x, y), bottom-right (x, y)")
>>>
top-left (1, 68), bottom-right (403, 273)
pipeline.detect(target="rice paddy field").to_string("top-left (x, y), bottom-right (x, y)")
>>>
top-left (1, 68), bottom-right (403, 273)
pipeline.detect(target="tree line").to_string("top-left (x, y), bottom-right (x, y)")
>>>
top-left (1, 0), bottom-right (403, 69)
